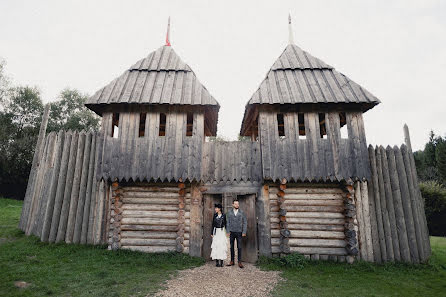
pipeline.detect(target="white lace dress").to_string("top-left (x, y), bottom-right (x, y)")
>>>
top-left (210, 216), bottom-right (228, 260)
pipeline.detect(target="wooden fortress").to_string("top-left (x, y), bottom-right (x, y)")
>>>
top-left (19, 34), bottom-right (430, 264)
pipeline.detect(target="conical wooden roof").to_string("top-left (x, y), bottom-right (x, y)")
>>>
top-left (247, 44), bottom-right (380, 105)
top-left (86, 46), bottom-right (219, 113)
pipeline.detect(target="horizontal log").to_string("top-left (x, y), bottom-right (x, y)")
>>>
top-left (272, 246), bottom-right (281, 253)
top-left (285, 188), bottom-right (344, 194)
top-left (121, 218), bottom-right (178, 226)
top-left (286, 217), bottom-right (345, 225)
top-left (288, 238), bottom-right (347, 248)
top-left (122, 210), bottom-right (178, 218)
top-left (123, 191), bottom-right (178, 198)
top-left (121, 224), bottom-right (178, 232)
top-left (122, 187), bottom-right (179, 193)
top-left (122, 204), bottom-right (179, 211)
top-left (271, 230), bottom-right (280, 237)
top-left (287, 224), bottom-right (344, 231)
top-left (271, 238), bottom-right (281, 245)
top-left (286, 212), bottom-right (344, 219)
top-left (121, 238), bottom-right (176, 246)
top-left (285, 205), bottom-right (344, 213)
top-left (289, 230), bottom-right (345, 239)
top-left (120, 231), bottom-right (177, 239)
top-left (289, 246), bottom-right (347, 255)
top-left (121, 198), bottom-right (178, 205)
top-left (270, 217), bottom-right (280, 224)
top-left (284, 200), bottom-right (344, 206)
top-left (122, 245), bottom-right (177, 253)
top-left (285, 193), bottom-right (344, 200)
top-left (184, 239), bottom-right (189, 247)
top-left (271, 223), bottom-right (280, 230)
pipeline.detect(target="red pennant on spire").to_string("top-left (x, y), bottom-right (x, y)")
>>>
top-left (165, 17), bottom-right (171, 46)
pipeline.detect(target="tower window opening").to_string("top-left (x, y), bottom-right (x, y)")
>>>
top-left (139, 113), bottom-right (146, 137)
top-left (298, 112), bottom-right (306, 139)
top-left (277, 113), bottom-right (285, 138)
top-left (339, 112), bottom-right (348, 139)
top-left (319, 113), bottom-right (327, 139)
top-left (112, 113), bottom-right (119, 139)
top-left (159, 113), bottom-right (166, 136)
top-left (186, 113), bottom-right (193, 137)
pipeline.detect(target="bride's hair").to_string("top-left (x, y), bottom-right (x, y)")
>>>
top-left (214, 203), bottom-right (223, 213)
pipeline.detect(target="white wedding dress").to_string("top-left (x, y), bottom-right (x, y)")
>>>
top-left (210, 217), bottom-right (228, 260)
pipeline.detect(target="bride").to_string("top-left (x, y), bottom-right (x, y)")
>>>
top-left (210, 203), bottom-right (228, 267)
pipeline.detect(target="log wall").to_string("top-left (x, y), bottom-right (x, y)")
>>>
top-left (19, 128), bottom-right (108, 245)
top-left (364, 144), bottom-right (431, 263)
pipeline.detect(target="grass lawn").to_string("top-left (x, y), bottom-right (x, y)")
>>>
top-left (259, 238), bottom-right (446, 297)
top-left (0, 198), bottom-right (204, 297)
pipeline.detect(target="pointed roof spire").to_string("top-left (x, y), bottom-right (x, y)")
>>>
top-left (165, 16), bottom-right (171, 46)
top-left (288, 13), bottom-right (294, 45)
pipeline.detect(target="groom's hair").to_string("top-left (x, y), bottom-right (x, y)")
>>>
top-left (233, 199), bottom-right (239, 203)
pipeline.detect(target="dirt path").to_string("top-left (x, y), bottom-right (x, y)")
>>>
top-left (153, 261), bottom-right (281, 297)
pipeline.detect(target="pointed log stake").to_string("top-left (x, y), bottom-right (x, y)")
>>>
top-left (19, 104), bottom-right (51, 230)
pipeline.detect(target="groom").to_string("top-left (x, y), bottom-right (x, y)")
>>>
top-left (226, 199), bottom-right (247, 268)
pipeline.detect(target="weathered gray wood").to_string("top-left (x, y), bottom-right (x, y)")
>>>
top-left (41, 130), bottom-right (65, 242)
top-left (257, 185), bottom-right (272, 256)
top-left (360, 181), bottom-right (374, 261)
top-left (49, 132), bottom-right (73, 243)
top-left (188, 184), bottom-right (203, 257)
top-left (376, 147), bottom-right (393, 261)
top-left (20, 104), bottom-right (50, 230)
top-left (401, 144), bottom-right (425, 261)
top-left (380, 146), bottom-right (401, 261)
top-left (394, 146), bottom-right (419, 263)
top-left (81, 133), bottom-right (97, 244)
top-left (367, 145), bottom-right (382, 262)
top-left (56, 132), bottom-right (79, 243)
top-left (73, 131), bottom-right (93, 244)
top-left (386, 146), bottom-right (411, 262)
top-left (65, 132), bottom-right (86, 243)
top-left (354, 181), bottom-right (367, 260)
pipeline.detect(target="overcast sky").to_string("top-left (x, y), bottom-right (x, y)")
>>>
top-left (1, 0), bottom-right (445, 150)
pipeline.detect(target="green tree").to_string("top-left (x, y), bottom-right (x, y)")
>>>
top-left (436, 139), bottom-right (446, 183)
top-left (48, 88), bottom-right (99, 132)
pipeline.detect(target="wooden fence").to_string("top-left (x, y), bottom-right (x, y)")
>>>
top-left (18, 106), bottom-right (108, 244)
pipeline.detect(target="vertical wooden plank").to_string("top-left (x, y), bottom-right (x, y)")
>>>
top-left (354, 181), bottom-right (367, 260)
top-left (41, 130), bottom-right (65, 242)
top-left (305, 112), bottom-right (319, 179)
top-left (55, 132), bottom-right (79, 242)
top-left (380, 146), bottom-right (401, 261)
top-left (401, 144), bottom-right (426, 261)
top-left (49, 131), bottom-right (72, 243)
top-left (367, 146), bottom-right (382, 262)
top-left (360, 181), bottom-right (374, 262)
top-left (386, 146), bottom-right (411, 262)
top-left (189, 183), bottom-right (203, 257)
top-left (73, 131), bottom-right (93, 244)
top-left (20, 104), bottom-right (50, 230)
top-left (81, 133), bottom-right (97, 244)
top-left (376, 147), bottom-right (394, 261)
top-left (394, 146), bottom-right (419, 263)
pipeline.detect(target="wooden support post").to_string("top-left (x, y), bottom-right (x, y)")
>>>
top-left (343, 181), bottom-right (358, 260)
top-left (189, 183), bottom-right (203, 257)
top-left (81, 133), bottom-right (97, 244)
top-left (110, 181), bottom-right (122, 250)
top-left (20, 104), bottom-right (50, 230)
top-left (354, 181), bottom-right (366, 260)
top-left (177, 181), bottom-right (186, 253)
top-left (278, 180), bottom-right (290, 255)
top-left (360, 181), bottom-right (374, 262)
top-left (257, 184), bottom-right (272, 256)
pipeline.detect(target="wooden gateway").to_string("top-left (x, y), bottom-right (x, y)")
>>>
top-left (19, 21), bottom-right (431, 264)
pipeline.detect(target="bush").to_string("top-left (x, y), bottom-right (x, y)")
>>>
top-left (257, 253), bottom-right (308, 269)
top-left (420, 181), bottom-right (446, 236)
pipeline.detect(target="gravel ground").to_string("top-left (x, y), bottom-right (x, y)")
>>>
top-left (153, 262), bottom-right (281, 297)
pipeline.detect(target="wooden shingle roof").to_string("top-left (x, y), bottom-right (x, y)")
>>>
top-left (85, 46), bottom-right (219, 114)
top-left (247, 44), bottom-right (380, 105)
